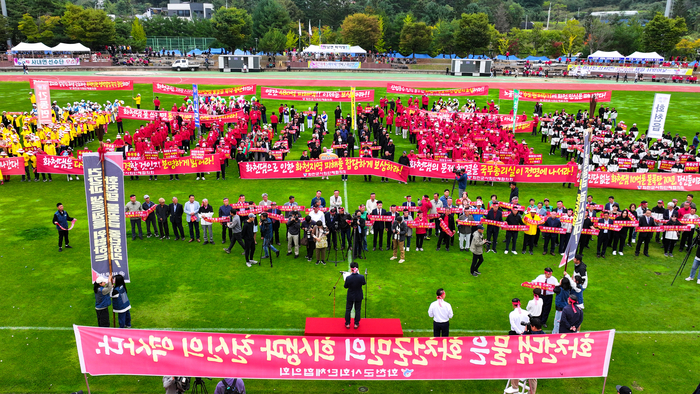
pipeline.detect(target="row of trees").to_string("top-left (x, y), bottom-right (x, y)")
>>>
top-left (4, 0), bottom-right (699, 58)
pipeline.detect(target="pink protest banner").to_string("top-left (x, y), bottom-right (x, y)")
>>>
top-left (153, 82), bottom-right (257, 97)
top-left (499, 90), bottom-right (612, 103)
top-left (36, 154), bottom-right (220, 175)
top-left (261, 87), bottom-right (374, 102)
top-left (34, 81), bottom-right (52, 126)
top-left (407, 159), bottom-right (577, 183)
top-left (239, 158), bottom-right (409, 182)
top-left (74, 325), bottom-right (615, 380)
top-left (117, 107), bottom-right (243, 124)
top-left (30, 79), bottom-right (134, 91)
top-left (0, 157), bottom-right (25, 175)
top-left (386, 83), bottom-right (489, 97)
top-left (588, 171), bottom-right (700, 191)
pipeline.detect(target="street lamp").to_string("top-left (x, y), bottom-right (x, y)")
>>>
top-left (255, 38), bottom-right (258, 53)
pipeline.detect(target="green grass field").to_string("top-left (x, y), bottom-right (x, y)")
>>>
top-left (1, 81), bottom-right (700, 394)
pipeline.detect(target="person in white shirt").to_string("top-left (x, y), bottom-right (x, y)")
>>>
top-left (428, 288), bottom-right (453, 337)
top-left (365, 193), bottom-right (378, 235)
top-left (184, 194), bottom-right (201, 242)
top-left (532, 267), bottom-right (557, 328)
top-left (509, 298), bottom-right (529, 335)
top-left (330, 190), bottom-right (343, 210)
top-left (309, 205), bottom-right (325, 226)
top-left (526, 289), bottom-right (543, 320)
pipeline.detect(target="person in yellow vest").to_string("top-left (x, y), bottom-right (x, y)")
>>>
top-left (133, 93), bottom-right (142, 109)
top-left (0, 150), bottom-right (5, 185)
top-left (29, 92), bottom-right (36, 105)
top-left (39, 142), bottom-right (54, 182)
top-left (26, 149), bottom-right (39, 181)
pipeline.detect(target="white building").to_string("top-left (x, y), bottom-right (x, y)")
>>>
top-left (167, 0), bottom-right (214, 20)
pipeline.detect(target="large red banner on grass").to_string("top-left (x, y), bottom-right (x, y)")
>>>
top-left (36, 154), bottom-right (219, 175)
top-left (499, 90), bottom-right (612, 103)
top-left (387, 83), bottom-right (489, 96)
top-left (589, 171), bottom-right (700, 191)
top-left (409, 159), bottom-right (578, 183)
top-left (152, 82), bottom-right (256, 97)
top-left (74, 325), bottom-right (614, 380)
top-left (0, 157), bottom-right (25, 175)
top-left (239, 158), bottom-right (408, 182)
top-left (117, 107), bottom-right (242, 124)
top-left (261, 87), bottom-right (375, 102)
top-left (30, 79), bottom-right (134, 90)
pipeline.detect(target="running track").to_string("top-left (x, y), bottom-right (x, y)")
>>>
top-left (3, 73), bottom-right (700, 92)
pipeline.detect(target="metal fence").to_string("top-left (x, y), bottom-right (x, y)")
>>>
top-left (146, 37), bottom-right (217, 53)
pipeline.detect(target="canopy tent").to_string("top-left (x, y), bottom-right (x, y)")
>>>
top-left (626, 51), bottom-right (664, 62)
top-left (524, 55), bottom-right (550, 61)
top-left (51, 43), bottom-right (90, 52)
top-left (11, 42), bottom-right (52, 52)
top-left (587, 50), bottom-right (625, 60)
top-left (495, 55), bottom-right (522, 61)
top-left (302, 44), bottom-right (366, 54)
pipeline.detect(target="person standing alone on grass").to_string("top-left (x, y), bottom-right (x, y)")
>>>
top-left (53, 202), bottom-right (75, 252)
top-left (470, 225), bottom-right (486, 276)
top-left (344, 261), bottom-right (366, 329)
top-left (390, 215), bottom-right (407, 264)
top-left (428, 288), bottom-right (453, 337)
top-left (125, 194), bottom-right (143, 240)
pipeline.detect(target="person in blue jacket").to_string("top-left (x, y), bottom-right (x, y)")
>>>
top-left (111, 275), bottom-right (131, 328)
top-left (94, 274), bottom-right (113, 327)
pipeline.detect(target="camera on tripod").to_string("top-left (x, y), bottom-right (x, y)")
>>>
top-left (452, 166), bottom-right (465, 175)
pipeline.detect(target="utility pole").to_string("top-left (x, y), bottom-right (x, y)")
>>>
top-left (525, 14), bottom-right (528, 30)
top-left (0, 0), bottom-right (11, 48)
top-left (546, 2), bottom-right (552, 30)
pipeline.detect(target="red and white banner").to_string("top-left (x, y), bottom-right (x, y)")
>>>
top-left (35, 81), bottom-right (52, 126)
top-left (261, 87), bottom-right (374, 102)
top-left (408, 159), bottom-right (578, 183)
top-left (239, 158), bottom-right (409, 182)
top-left (36, 154), bottom-right (220, 175)
top-left (30, 79), bottom-right (134, 91)
top-left (117, 107), bottom-right (243, 124)
top-left (499, 90), bottom-right (612, 103)
top-left (74, 326), bottom-right (615, 380)
top-left (589, 171), bottom-right (700, 191)
top-left (0, 157), bottom-right (25, 175)
top-left (387, 83), bottom-right (489, 97)
top-left (152, 83), bottom-right (257, 97)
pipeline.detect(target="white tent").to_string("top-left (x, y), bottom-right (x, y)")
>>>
top-left (626, 51), bottom-right (664, 62)
top-left (348, 45), bottom-right (367, 54)
top-left (587, 50), bottom-right (625, 60)
top-left (11, 42), bottom-right (52, 52)
top-left (51, 43), bottom-right (91, 52)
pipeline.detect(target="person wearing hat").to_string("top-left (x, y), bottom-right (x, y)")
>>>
top-left (53, 202), bottom-right (75, 252)
top-left (560, 294), bottom-right (583, 333)
top-left (522, 208), bottom-right (542, 255)
top-left (142, 195), bottom-right (159, 239)
top-left (93, 273), bottom-right (113, 328)
top-left (125, 194), bottom-right (144, 241)
top-left (469, 225), bottom-right (486, 276)
top-left (132, 93), bottom-right (141, 109)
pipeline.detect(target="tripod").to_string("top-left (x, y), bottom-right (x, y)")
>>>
top-left (259, 237), bottom-right (275, 268)
top-left (192, 378), bottom-right (209, 394)
top-left (329, 234), bottom-right (347, 266)
top-left (328, 271), bottom-right (345, 317)
top-left (672, 231), bottom-right (700, 285)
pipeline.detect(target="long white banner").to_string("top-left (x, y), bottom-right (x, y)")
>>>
top-left (14, 58), bottom-right (81, 67)
top-left (567, 65), bottom-right (692, 76)
top-left (648, 94), bottom-right (671, 139)
top-left (308, 61), bottom-right (360, 69)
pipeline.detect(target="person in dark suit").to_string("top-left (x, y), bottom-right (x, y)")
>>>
top-left (344, 261), bottom-right (366, 329)
top-left (168, 197), bottom-right (185, 240)
top-left (635, 209), bottom-right (656, 257)
top-left (597, 211), bottom-right (613, 258)
top-left (242, 213), bottom-right (257, 267)
top-left (371, 202), bottom-right (389, 250)
top-left (155, 198), bottom-right (170, 239)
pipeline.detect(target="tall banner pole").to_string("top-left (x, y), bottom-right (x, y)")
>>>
top-left (560, 130), bottom-right (591, 271)
top-left (192, 84), bottom-right (201, 138)
top-left (511, 89), bottom-right (519, 134)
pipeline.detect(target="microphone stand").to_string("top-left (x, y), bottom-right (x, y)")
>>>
top-left (329, 271), bottom-right (344, 317)
top-left (364, 268), bottom-right (368, 319)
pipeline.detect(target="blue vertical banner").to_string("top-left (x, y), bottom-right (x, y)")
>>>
top-left (511, 89), bottom-right (519, 133)
top-left (83, 152), bottom-right (130, 282)
top-left (192, 84), bottom-right (200, 129)
top-left (560, 131), bottom-right (590, 268)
